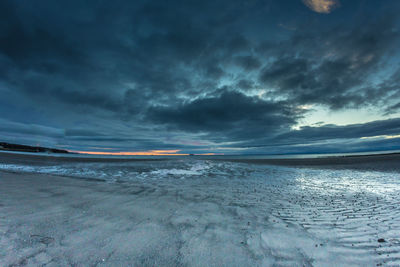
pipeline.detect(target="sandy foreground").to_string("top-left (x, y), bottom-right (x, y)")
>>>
top-left (1, 152), bottom-right (400, 266)
top-left (1, 171), bottom-right (190, 266)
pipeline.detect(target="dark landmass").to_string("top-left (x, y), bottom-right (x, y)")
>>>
top-left (0, 142), bottom-right (69, 154)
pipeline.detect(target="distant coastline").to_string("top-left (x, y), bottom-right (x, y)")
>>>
top-left (1, 141), bottom-right (400, 159)
top-left (0, 142), bottom-right (69, 154)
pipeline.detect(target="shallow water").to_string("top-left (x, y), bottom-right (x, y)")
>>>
top-left (1, 159), bottom-right (400, 266)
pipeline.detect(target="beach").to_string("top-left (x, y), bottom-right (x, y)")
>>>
top-left (1, 152), bottom-right (400, 266)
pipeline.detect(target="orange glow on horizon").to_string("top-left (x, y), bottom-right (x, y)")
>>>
top-left (70, 150), bottom-right (221, 156)
top-left (72, 149), bottom-right (188, 156)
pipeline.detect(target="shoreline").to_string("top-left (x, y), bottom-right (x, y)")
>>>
top-left (3, 150), bottom-right (400, 173)
top-left (1, 157), bottom-right (399, 265)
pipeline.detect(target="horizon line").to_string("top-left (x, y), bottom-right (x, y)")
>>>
top-left (71, 150), bottom-right (219, 156)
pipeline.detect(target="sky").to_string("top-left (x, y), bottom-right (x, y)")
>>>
top-left (1, 0), bottom-right (400, 155)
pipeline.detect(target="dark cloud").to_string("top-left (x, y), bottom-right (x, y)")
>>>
top-left (0, 119), bottom-right (63, 138)
top-left (234, 55), bottom-right (261, 71)
top-left (236, 79), bottom-right (256, 90)
top-left (385, 102), bottom-right (400, 115)
top-left (222, 118), bottom-right (400, 154)
top-left (245, 137), bottom-right (400, 155)
top-left (0, 0), bottom-right (399, 154)
top-left (147, 90), bottom-right (301, 140)
top-left (259, 12), bottom-right (400, 110)
top-left (274, 118), bottom-right (400, 145)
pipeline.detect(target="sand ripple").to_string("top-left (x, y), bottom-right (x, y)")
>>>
top-left (0, 159), bottom-right (399, 266)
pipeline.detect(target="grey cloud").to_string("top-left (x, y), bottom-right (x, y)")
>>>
top-left (278, 118), bottom-right (400, 143)
top-left (0, 119), bottom-right (63, 138)
top-left (236, 79), bottom-right (256, 90)
top-left (0, 0), bottom-right (399, 154)
top-left (385, 102), bottom-right (400, 115)
top-left (237, 118), bottom-right (400, 149)
top-left (147, 90), bottom-right (301, 141)
top-left (234, 55), bottom-right (261, 71)
top-left (259, 12), bottom-right (400, 110)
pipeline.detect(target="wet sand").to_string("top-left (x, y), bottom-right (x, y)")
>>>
top-left (0, 171), bottom-right (183, 266)
top-left (1, 152), bottom-right (400, 266)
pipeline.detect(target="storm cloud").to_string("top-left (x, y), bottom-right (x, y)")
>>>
top-left (147, 90), bottom-right (301, 141)
top-left (0, 0), bottom-right (399, 154)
